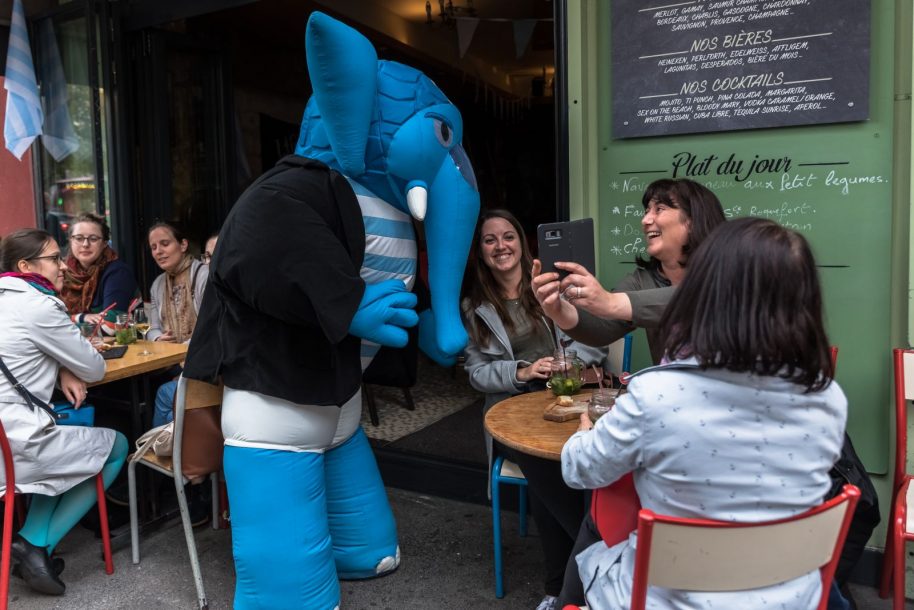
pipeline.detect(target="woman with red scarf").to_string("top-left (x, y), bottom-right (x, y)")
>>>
top-left (0, 229), bottom-right (127, 597)
top-left (60, 213), bottom-right (138, 328)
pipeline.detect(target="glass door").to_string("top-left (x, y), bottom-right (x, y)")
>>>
top-left (130, 28), bottom-right (235, 291)
top-left (32, 1), bottom-right (115, 248)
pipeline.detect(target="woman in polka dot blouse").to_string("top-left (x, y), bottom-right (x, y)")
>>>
top-left (561, 218), bottom-right (846, 610)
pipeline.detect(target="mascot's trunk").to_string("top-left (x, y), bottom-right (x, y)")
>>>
top-left (424, 153), bottom-right (480, 357)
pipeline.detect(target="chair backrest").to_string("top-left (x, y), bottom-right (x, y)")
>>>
top-left (173, 376), bottom-right (224, 482)
top-left (630, 484), bottom-right (860, 610)
top-left (606, 334), bottom-right (633, 376)
top-left (892, 348), bottom-right (914, 495)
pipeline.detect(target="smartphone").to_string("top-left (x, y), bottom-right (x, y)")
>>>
top-left (537, 218), bottom-right (595, 279)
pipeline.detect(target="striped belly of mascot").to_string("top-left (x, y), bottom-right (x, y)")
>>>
top-left (182, 11), bottom-right (480, 610)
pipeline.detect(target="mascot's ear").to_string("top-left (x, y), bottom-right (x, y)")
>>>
top-left (305, 12), bottom-right (377, 176)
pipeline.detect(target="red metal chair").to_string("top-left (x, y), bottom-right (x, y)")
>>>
top-left (879, 348), bottom-right (914, 608)
top-left (0, 421), bottom-right (113, 610)
top-left (565, 485), bottom-right (859, 610)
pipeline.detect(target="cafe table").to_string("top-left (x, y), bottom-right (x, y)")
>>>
top-left (88, 340), bottom-right (188, 439)
top-left (484, 388), bottom-right (612, 461)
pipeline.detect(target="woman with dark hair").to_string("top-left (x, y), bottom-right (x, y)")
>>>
top-left (532, 178), bottom-right (726, 364)
top-left (0, 229), bottom-right (128, 597)
top-left (560, 218), bottom-right (846, 609)
top-left (60, 212), bottom-right (138, 327)
top-left (462, 209), bottom-right (608, 610)
top-left (146, 221), bottom-right (208, 344)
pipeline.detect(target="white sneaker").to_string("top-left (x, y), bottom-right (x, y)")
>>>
top-left (536, 595), bottom-right (557, 610)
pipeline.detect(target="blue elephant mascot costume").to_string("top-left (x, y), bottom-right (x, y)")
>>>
top-left (182, 11), bottom-right (480, 610)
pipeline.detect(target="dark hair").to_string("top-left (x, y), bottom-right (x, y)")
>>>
top-left (68, 212), bottom-right (110, 242)
top-left (462, 209), bottom-right (545, 347)
top-left (636, 178), bottom-right (726, 270)
top-left (659, 217), bottom-right (833, 392)
top-left (147, 220), bottom-right (187, 244)
top-left (0, 228), bottom-right (55, 272)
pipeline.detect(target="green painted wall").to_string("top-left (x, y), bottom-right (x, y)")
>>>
top-left (566, 0), bottom-right (913, 547)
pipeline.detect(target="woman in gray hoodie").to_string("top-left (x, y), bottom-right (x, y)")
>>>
top-left (462, 209), bottom-right (607, 610)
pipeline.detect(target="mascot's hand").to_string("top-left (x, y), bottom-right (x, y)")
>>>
top-left (349, 279), bottom-right (419, 347)
top-left (418, 309), bottom-right (459, 367)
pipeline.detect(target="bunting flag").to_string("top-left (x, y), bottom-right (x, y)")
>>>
top-left (456, 17), bottom-right (479, 58)
top-left (512, 19), bottom-right (537, 59)
top-left (37, 19), bottom-right (78, 161)
top-left (3, 0), bottom-right (43, 160)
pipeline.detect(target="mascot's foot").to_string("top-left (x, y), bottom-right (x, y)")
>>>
top-left (338, 546), bottom-right (400, 581)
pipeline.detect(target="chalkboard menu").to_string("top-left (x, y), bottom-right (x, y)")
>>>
top-left (611, 0), bottom-right (870, 138)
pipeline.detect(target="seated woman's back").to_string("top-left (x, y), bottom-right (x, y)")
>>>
top-left (597, 365), bottom-right (845, 521)
top-left (561, 217), bottom-right (846, 610)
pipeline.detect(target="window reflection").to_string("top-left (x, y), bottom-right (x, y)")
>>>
top-left (35, 15), bottom-right (108, 247)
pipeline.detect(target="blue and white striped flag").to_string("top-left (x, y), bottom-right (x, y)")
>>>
top-left (37, 19), bottom-right (78, 161)
top-left (3, 0), bottom-right (43, 160)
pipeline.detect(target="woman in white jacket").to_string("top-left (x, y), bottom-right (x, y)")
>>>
top-left (561, 218), bottom-right (846, 609)
top-left (462, 209), bottom-right (608, 610)
top-left (0, 229), bottom-right (127, 597)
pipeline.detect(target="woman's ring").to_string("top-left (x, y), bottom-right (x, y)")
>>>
top-left (577, 286), bottom-right (582, 299)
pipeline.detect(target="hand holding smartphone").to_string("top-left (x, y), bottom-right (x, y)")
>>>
top-left (537, 218), bottom-right (595, 278)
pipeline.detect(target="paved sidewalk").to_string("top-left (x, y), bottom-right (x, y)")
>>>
top-left (6, 487), bottom-right (900, 609)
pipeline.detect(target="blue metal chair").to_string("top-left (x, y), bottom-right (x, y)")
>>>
top-left (491, 454), bottom-right (528, 598)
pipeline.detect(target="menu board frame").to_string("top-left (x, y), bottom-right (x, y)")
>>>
top-left (611, 0), bottom-right (871, 139)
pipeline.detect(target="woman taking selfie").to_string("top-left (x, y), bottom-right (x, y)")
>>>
top-left (561, 218), bottom-right (846, 609)
top-left (147, 221), bottom-right (208, 344)
top-left (60, 212), bottom-right (138, 326)
top-left (0, 229), bottom-right (127, 597)
top-left (462, 209), bottom-right (607, 610)
top-left (532, 178), bottom-right (725, 364)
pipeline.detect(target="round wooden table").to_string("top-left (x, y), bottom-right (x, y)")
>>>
top-left (484, 389), bottom-right (595, 461)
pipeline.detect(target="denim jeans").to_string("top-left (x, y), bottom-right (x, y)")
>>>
top-left (152, 380), bottom-right (177, 428)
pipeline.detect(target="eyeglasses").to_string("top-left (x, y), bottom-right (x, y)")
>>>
top-left (29, 254), bottom-right (64, 264)
top-left (70, 235), bottom-right (103, 245)
top-left (200, 252), bottom-right (213, 263)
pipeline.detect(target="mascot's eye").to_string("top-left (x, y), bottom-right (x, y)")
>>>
top-left (433, 118), bottom-right (454, 148)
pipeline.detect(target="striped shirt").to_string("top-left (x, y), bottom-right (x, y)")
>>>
top-left (346, 178), bottom-right (417, 370)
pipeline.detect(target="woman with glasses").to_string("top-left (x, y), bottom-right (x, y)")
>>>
top-left (60, 212), bottom-right (138, 330)
top-left (0, 229), bottom-right (128, 597)
top-left (201, 232), bottom-right (219, 265)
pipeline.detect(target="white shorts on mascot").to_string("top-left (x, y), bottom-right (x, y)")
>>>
top-left (182, 11), bottom-right (480, 610)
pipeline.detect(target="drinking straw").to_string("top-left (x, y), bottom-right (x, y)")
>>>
top-left (90, 303), bottom-right (118, 338)
top-left (126, 297), bottom-right (141, 314)
top-left (592, 365), bottom-right (604, 390)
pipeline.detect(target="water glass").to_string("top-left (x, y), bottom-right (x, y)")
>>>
top-left (588, 390), bottom-right (615, 423)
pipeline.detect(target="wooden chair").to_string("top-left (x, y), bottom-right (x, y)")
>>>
top-left (0, 420), bottom-right (113, 610)
top-left (879, 348), bottom-right (914, 609)
top-left (127, 376), bottom-right (222, 610)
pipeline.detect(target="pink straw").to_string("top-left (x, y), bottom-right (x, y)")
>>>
top-left (127, 298), bottom-right (141, 314)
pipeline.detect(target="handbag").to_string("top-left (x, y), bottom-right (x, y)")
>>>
top-left (131, 422), bottom-right (175, 461)
top-left (51, 401), bottom-right (95, 427)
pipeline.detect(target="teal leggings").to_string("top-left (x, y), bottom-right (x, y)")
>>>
top-left (18, 432), bottom-right (128, 553)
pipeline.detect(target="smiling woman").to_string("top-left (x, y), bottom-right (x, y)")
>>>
top-left (460, 208), bottom-right (610, 607)
top-left (532, 178), bottom-right (726, 366)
